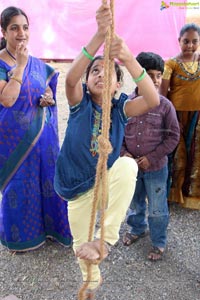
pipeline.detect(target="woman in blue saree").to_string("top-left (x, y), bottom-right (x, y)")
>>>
top-left (0, 6), bottom-right (72, 252)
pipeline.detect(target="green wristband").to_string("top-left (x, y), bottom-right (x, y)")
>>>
top-left (133, 68), bottom-right (146, 83)
top-left (82, 47), bottom-right (94, 60)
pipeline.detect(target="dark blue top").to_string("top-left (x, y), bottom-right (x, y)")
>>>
top-left (54, 84), bottom-right (128, 200)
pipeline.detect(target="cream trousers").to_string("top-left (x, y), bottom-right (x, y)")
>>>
top-left (68, 156), bottom-right (138, 289)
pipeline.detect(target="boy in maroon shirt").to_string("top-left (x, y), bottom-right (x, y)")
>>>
top-left (121, 52), bottom-right (180, 260)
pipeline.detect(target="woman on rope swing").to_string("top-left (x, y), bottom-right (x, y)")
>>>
top-left (54, 3), bottom-right (159, 299)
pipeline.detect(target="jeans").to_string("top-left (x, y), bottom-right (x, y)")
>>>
top-left (127, 165), bottom-right (169, 249)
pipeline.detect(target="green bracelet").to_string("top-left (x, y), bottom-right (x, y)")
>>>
top-left (82, 47), bottom-right (94, 60)
top-left (133, 68), bottom-right (146, 83)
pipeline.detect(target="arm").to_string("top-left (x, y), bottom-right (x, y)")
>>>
top-left (160, 79), bottom-right (170, 98)
top-left (0, 42), bottom-right (28, 107)
top-left (109, 36), bottom-right (160, 117)
top-left (66, 4), bottom-right (112, 106)
top-left (160, 61), bottom-right (173, 97)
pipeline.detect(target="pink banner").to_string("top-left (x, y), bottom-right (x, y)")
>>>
top-left (0, 0), bottom-right (189, 60)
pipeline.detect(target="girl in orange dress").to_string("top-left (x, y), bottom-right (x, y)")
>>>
top-left (160, 23), bottom-right (200, 210)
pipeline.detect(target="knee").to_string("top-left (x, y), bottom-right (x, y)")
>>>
top-left (117, 157), bottom-right (138, 182)
top-left (148, 205), bottom-right (169, 218)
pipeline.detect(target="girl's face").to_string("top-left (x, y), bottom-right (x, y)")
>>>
top-left (179, 29), bottom-right (200, 57)
top-left (86, 59), bottom-right (120, 104)
top-left (2, 15), bottom-right (29, 50)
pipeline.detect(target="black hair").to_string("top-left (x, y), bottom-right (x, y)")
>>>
top-left (136, 52), bottom-right (164, 74)
top-left (179, 23), bottom-right (200, 38)
top-left (0, 6), bottom-right (29, 50)
top-left (85, 55), bottom-right (124, 83)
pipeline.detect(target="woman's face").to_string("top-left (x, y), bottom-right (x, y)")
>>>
top-left (179, 29), bottom-right (200, 57)
top-left (86, 59), bottom-right (120, 104)
top-left (2, 15), bottom-right (29, 50)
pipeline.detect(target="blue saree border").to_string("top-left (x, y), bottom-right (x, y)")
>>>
top-left (1, 231), bottom-right (72, 250)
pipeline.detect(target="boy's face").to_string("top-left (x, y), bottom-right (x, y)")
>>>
top-left (147, 70), bottom-right (162, 91)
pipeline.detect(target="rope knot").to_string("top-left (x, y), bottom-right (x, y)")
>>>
top-left (98, 135), bottom-right (113, 156)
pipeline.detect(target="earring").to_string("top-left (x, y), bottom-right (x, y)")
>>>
top-left (86, 84), bottom-right (90, 95)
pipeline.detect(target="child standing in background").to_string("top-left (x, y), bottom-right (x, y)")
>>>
top-left (160, 23), bottom-right (200, 210)
top-left (121, 52), bottom-right (180, 261)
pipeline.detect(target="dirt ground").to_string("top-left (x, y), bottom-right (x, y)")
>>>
top-left (0, 63), bottom-right (200, 300)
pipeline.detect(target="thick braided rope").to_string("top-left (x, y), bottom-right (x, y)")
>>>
top-left (78, 1), bottom-right (115, 299)
top-left (99, 0), bottom-right (115, 258)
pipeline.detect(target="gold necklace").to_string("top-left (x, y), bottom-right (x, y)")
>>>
top-left (179, 55), bottom-right (195, 70)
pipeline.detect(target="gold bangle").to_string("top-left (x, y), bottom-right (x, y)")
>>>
top-left (10, 76), bottom-right (22, 85)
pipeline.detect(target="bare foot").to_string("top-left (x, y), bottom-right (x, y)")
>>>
top-left (75, 240), bottom-right (109, 261)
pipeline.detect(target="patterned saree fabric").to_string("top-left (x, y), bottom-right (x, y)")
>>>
top-left (0, 56), bottom-right (72, 250)
top-left (163, 59), bottom-right (200, 210)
